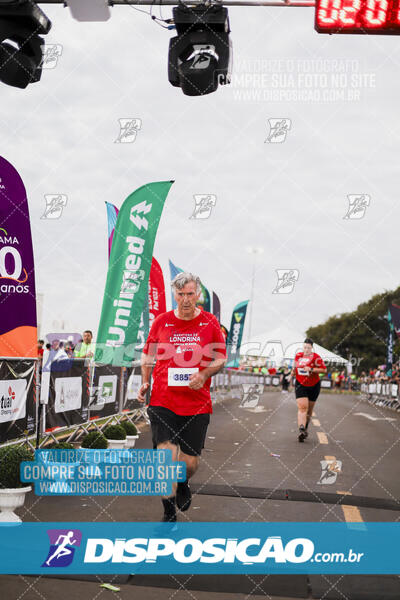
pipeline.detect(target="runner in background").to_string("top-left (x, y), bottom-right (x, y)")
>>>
top-left (291, 338), bottom-right (327, 442)
top-left (280, 365), bottom-right (291, 394)
top-left (137, 272), bottom-right (227, 521)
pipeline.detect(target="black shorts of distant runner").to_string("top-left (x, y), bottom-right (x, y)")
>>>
top-left (147, 405), bottom-right (210, 456)
top-left (295, 381), bottom-right (321, 403)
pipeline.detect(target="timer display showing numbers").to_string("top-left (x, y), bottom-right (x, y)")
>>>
top-left (315, 0), bottom-right (400, 33)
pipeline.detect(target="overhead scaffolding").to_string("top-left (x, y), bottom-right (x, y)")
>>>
top-left (37, 0), bottom-right (315, 6)
top-left (2, 0), bottom-right (400, 93)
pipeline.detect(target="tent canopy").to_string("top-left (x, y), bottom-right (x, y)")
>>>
top-left (240, 326), bottom-right (347, 365)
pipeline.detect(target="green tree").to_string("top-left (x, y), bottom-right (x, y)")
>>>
top-left (306, 287), bottom-right (400, 372)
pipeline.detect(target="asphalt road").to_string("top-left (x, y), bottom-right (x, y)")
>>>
top-left (2, 389), bottom-right (399, 599)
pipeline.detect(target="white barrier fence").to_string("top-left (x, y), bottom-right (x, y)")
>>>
top-left (360, 382), bottom-right (400, 412)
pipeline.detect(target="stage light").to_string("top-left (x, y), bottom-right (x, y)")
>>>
top-left (168, 4), bottom-right (232, 96)
top-left (0, 0), bottom-right (51, 89)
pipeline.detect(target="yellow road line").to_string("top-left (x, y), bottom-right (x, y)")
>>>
top-left (341, 505), bottom-right (364, 522)
top-left (317, 431), bottom-right (329, 444)
top-left (337, 492), bottom-right (365, 525)
top-left (312, 418), bottom-right (321, 426)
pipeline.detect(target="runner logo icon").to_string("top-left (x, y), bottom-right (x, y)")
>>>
top-left (115, 118), bottom-right (142, 144)
top-left (265, 118), bottom-right (291, 143)
top-left (272, 269), bottom-right (299, 294)
top-left (41, 195), bottom-right (68, 220)
top-left (240, 383), bottom-right (264, 408)
top-left (42, 529), bottom-right (82, 567)
top-left (189, 195), bottom-right (216, 219)
top-left (317, 460), bottom-right (342, 485)
top-left (344, 195), bottom-right (370, 220)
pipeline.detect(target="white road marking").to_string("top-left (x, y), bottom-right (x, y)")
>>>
top-left (353, 412), bottom-right (396, 422)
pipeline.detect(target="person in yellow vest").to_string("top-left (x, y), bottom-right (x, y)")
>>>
top-left (74, 330), bottom-right (95, 358)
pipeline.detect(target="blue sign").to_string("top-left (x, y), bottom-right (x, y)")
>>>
top-left (0, 522), bottom-right (398, 574)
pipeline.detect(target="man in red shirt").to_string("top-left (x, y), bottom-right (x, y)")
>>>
top-left (290, 338), bottom-right (327, 442)
top-left (137, 272), bottom-right (227, 521)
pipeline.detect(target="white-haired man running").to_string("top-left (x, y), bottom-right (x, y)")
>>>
top-left (138, 272), bottom-right (227, 521)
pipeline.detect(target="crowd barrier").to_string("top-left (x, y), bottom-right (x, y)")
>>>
top-left (0, 362), bottom-right (269, 447)
top-left (0, 358), bottom-right (38, 444)
top-left (360, 382), bottom-right (400, 412)
top-left (3, 360), bottom-right (397, 447)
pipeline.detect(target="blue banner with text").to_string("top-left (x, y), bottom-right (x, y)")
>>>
top-left (0, 522), bottom-right (398, 574)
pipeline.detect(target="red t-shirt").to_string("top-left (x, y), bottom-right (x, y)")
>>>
top-left (142, 310), bottom-right (227, 415)
top-left (294, 351), bottom-right (326, 386)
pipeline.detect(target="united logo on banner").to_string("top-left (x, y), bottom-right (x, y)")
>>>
top-left (106, 204), bottom-right (166, 355)
top-left (226, 300), bottom-right (249, 367)
top-left (0, 156), bottom-right (37, 357)
top-left (95, 181), bottom-right (173, 366)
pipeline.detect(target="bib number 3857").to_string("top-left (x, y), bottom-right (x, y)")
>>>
top-left (168, 368), bottom-right (199, 386)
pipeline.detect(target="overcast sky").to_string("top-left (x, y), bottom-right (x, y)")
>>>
top-left (2, 4), bottom-right (399, 343)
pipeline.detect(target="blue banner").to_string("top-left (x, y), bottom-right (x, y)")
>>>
top-left (226, 300), bottom-right (249, 367)
top-left (0, 522), bottom-right (398, 574)
top-left (169, 259), bottom-right (183, 309)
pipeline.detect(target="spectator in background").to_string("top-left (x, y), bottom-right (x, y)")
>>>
top-left (37, 339), bottom-right (44, 358)
top-left (339, 369), bottom-right (346, 391)
top-left (51, 339), bottom-right (68, 361)
top-left (74, 330), bottom-right (94, 358)
top-left (281, 366), bottom-right (291, 394)
top-left (42, 339), bottom-right (68, 371)
top-left (65, 341), bottom-right (75, 358)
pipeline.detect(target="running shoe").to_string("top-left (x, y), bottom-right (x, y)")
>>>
top-left (161, 496), bottom-right (177, 522)
top-left (176, 479), bottom-right (192, 512)
top-left (298, 425), bottom-right (307, 443)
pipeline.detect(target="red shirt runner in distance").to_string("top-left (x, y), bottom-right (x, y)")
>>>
top-left (294, 351), bottom-right (327, 386)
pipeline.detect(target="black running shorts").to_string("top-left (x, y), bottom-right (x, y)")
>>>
top-left (295, 381), bottom-right (321, 403)
top-left (147, 405), bottom-right (210, 456)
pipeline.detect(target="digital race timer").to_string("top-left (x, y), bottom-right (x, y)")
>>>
top-left (315, 0), bottom-right (400, 33)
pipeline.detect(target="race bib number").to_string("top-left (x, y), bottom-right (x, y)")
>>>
top-left (168, 368), bottom-right (199, 386)
top-left (297, 368), bottom-right (309, 376)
